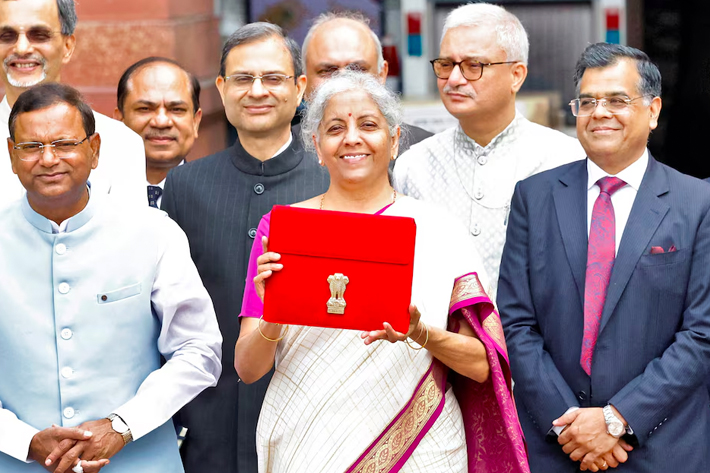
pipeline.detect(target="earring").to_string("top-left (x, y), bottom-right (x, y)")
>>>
top-left (318, 160), bottom-right (323, 166)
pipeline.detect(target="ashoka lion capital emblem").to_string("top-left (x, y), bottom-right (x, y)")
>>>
top-left (327, 273), bottom-right (349, 314)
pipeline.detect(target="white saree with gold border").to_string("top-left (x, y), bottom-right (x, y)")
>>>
top-left (255, 197), bottom-right (490, 473)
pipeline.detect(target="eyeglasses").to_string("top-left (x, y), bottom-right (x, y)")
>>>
top-left (569, 95), bottom-right (652, 117)
top-left (13, 136), bottom-right (91, 161)
top-left (0, 27), bottom-right (58, 44)
top-left (430, 58), bottom-right (518, 81)
top-left (223, 73), bottom-right (294, 90)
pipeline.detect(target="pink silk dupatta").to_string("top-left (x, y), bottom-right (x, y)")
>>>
top-left (346, 272), bottom-right (529, 473)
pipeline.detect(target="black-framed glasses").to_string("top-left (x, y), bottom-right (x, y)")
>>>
top-left (13, 136), bottom-right (92, 161)
top-left (0, 26), bottom-right (58, 44)
top-left (569, 95), bottom-right (652, 117)
top-left (430, 58), bottom-right (519, 81)
top-left (223, 73), bottom-right (294, 90)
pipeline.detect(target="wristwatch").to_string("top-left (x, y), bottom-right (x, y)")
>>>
top-left (107, 413), bottom-right (133, 445)
top-left (603, 405), bottom-right (625, 438)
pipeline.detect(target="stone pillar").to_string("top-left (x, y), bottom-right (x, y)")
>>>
top-left (66, 0), bottom-right (226, 161)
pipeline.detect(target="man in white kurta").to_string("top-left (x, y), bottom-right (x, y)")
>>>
top-left (0, 83), bottom-right (222, 472)
top-left (0, 0), bottom-right (146, 210)
top-left (393, 3), bottom-right (585, 297)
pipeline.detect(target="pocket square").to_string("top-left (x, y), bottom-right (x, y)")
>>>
top-left (650, 245), bottom-right (676, 254)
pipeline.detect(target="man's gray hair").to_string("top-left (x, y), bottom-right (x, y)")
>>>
top-left (300, 69), bottom-right (401, 153)
top-left (301, 12), bottom-right (385, 74)
top-left (57, 0), bottom-right (77, 36)
top-left (442, 2), bottom-right (529, 65)
top-left (573, 43), bottom-right (661, 104)
top-left (219, 22), bottom-right (302, 78)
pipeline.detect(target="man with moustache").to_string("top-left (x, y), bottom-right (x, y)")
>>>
top-left (161, 23), bottom-right (329, 473)
top-left (0, 0), bottom-right (146, 208)
top-left (300, 11), bottom-right (431, 154)
top-left (114, 57), bottom-right (202, 208)
top-left (0, 83), bottom-right (221, 473)
top-left (394, 2), bottom-right (585, 297)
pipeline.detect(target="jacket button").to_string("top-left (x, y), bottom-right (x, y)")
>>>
top-left (577, 391), bottom-right (587, 401)
top-left (61, 367), bottom-right (74, 379)
top-left (55, 243), bottom-right (67, 255)
top-left (60, 328), bottom-right (73, 340)
top-left (254, 183), bottom-right (265, 195)
top-left (63, 407), bottom-right (75, 419)
top-left (248, 228), bottom-right (257, 239)
top-left (58, 282), bottom-right (70, 294)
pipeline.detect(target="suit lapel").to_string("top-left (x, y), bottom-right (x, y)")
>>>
top-left (598, 156), bottom-right (670, 335)
top-left (553, 161), bottom-right (589, 307)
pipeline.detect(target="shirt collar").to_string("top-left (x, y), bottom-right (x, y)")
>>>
top-left (22, 185), bottom-right (97, 234)
top-left (147, 160), bottom-right (184, 189)
top-left (455, 111), bottom-right (522, 158)
top-left (587, 148), bottom-right (649, 191)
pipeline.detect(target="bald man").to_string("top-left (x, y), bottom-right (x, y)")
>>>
top-left (300, 11), bottom-right (431, 154)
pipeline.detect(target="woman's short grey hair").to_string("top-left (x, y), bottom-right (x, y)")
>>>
top-left (219, 22), bottom-right (302, 78)
top-left (573, 43), bottom-right (661, 104)
top-left (57, 0), bottom-right (78, 36)
top-left (302, 12), bottom-right (385, 74)
top-left (300, 70), bottom-right (402, 153)
top-left (442, 3), bottom-right (529, 65)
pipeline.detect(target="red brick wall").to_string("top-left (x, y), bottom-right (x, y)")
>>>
top-left (64, 0), bottom-right (227, 161)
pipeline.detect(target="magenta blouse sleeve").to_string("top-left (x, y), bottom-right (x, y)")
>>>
top-left (239, 212), bottom-right (271, 318)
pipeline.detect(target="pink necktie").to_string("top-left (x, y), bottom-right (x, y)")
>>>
top-left (580, 176), bottom-right (626, 376)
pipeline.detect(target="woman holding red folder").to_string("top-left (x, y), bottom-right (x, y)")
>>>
top-left (235, 70), bottom-right (528, 473)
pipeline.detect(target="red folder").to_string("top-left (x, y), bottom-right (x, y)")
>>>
top-left (263, 205), bottom-right (416, 333)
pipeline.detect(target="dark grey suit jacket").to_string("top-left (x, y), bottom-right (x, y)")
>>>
top-left (162, 135), bottom-right (329, 473)
top-left (498, 156), bottom-right (710, 472)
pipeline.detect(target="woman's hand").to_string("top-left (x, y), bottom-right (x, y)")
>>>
top-left (254, 236), bottom-right (283, 302)
top-left (360, 304), bottom-right (423, 345)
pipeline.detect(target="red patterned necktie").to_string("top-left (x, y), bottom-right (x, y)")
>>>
top-left (580, 176), bottom-right (626, 376)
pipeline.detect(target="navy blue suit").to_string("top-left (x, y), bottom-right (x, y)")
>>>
top-left (498, 155), bottom-right (710, 472)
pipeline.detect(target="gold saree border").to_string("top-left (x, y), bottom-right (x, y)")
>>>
top-left (349, 365), bottom-right (445, 473)
top-left (449, 272), bottom-right (488, 308)
top-left (450, 273), bottom-right (508, 357)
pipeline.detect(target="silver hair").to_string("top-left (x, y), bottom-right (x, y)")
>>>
top-left (301, 12), bottom-right (385, 74)
top-left (300, 69), bottom-right (402, 153)
top-left (57, 0), bottom-right (77, 36)
top-left (441, 3), bottom-right (529, 65)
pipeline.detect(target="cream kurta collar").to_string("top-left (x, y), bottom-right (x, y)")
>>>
top-left (455, 112), bottom-right (522, 159)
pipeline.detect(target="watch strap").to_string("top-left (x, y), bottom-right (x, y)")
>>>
top-left (107, 413), bottom-right (133, 445)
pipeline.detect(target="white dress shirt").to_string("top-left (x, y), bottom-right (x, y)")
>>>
top-left (0, 96), bottom-right (147, 209)
top-left (587, 150), bottom-right (648, 254)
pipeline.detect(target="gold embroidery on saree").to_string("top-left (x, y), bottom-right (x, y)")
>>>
top-left (350, 368), bottom-right (444, 473)
top-left (449, 273), bottom-right (487, 309)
